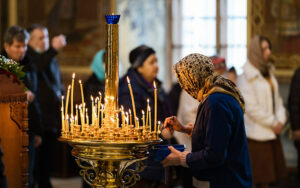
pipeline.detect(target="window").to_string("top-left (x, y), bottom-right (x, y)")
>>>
top-left (172, 0), bottom-right (247, 74)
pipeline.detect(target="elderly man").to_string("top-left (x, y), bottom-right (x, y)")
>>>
top-left (26, 24), bottom-right (66, 188)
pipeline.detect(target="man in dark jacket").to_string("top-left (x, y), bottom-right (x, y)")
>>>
top-left (1, 25), bottom-right (42, 188)
top-left (288, 67), bottom-right (300, 181)
top-left (119, 45), bottom-right (171, 187)
top-left (26, 24), bottom-right (66, 188)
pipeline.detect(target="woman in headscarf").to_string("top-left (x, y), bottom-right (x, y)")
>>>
top-left (119, 45), bottom-right (172, 187)
top-left (83, 49), bottom-right (106, 113)
top-left (238, 36), bottom-right (287, 188)
top-left (163, 53), bottom-right (252, 188)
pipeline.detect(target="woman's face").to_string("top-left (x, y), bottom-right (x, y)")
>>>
top-left (261, 40), bottom-right (271, 61)
top-left (137, 54), bottom-right (159, 83)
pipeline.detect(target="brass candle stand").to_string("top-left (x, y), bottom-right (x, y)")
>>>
top-left (59, 15), bottom-right (162, 187)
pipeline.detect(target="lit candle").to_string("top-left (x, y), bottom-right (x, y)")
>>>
top-left (61, 107), bottom-right (65, 131)
top-left (75, 115), bottom-right (78, 130)
top-left (157, 121), bottom-right (161, 136)
top-left (76, 104), bottom-right (78, 124)
top-left (66, 114), bottom-right (69, 132)
top-left (146, 99), bottom-right (149, 126)
top-left (127, 77), bottom-right (137, 126)
top-left (142, 110), bottom-right (145, 135)
top-left (97, 97), bottom-right (100, 126)
top-left (65, 85), bottom-right (71, 121)
top-left (121, 106), bottom-right (125, 126)
top-left (71, 115), bottom-right (74, 133)
top-left (126, 112), bottom-right (129, 127)
top-left (154, 81), bottom-right (157, 133)
top-left (80, 105), bottom-right (84, 132)
top-left (61, 95), bottom-right (64, 131)
top-left (79, 80), bottom-right (85, 118)
top-left (101, 104), bottom-right (104, 126)
top-left (129, 109), bottom-right (132, 125)
top-left (149, 106), bottom-right (152, 132)
top-left (136, 117), bottom-right (139, 128)
top-left (91, 96), bottom-right (94, 125)
top-left (99, 92), bottom-right (102, 104)
top-left (86, 108), bottom-right (89, 126)
top-left (71, 73), bottom-right (75, 115)
top-left (142, 110), bottom-right (145, 127)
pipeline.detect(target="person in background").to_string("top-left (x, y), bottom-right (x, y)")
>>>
top-left (119, 45), bottom-right (171, 187)
top-left (1, 25), bottom-right (42, 188)
top-left (238, 35), bottom-right (287, 188)
top-left (163, 53), bottom-right (252, 188)
top-left (288, 66), bottom-right (300, 184)
top-left (83, 49), bottom-right (106, 117)
top-left (227, 66), bottom-right (237, 84)
top-left (210, 56), bottom-right (226, 76)
top-left (27, 24), bottom-right (66, 188)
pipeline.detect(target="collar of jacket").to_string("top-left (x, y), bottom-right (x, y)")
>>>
top-left (243, 61), bottom-right (262, 81)
top-left (127, 68), bottom-right (162, 93)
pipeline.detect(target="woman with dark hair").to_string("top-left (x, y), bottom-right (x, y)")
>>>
top-left (163, 53), bottom-right (252, 188)
top-left (119, 45), bottom-right (171, 187)
top-left (238, 35), bottom-right (287, 188)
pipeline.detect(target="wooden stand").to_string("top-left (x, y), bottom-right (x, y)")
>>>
top-left (0, 74), bottom-right (28, 188)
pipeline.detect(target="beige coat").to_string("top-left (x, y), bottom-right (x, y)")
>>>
top-left (238, 61), bottom-right (286, 141)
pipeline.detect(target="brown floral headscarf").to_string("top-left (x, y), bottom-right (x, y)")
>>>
top-left (173, 53), bottom-right (245, 112)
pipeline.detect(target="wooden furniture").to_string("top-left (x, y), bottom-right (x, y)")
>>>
top-left (0, 74), bottom-right (28, 188)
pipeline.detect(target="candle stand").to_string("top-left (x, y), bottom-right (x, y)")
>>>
top-left (59, 15), bottom-right (162, 187)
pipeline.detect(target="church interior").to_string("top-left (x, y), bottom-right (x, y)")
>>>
top-left (1, 0), bottom-right (300, 187)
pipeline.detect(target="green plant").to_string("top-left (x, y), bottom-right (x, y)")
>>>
top-left (0, 55), bottom-right (26, 82)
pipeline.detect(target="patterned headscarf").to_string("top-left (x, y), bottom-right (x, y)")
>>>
top-left (248, 35), bottom-right (272, 77)
top-left (173, 53), bottom-right (245, 112)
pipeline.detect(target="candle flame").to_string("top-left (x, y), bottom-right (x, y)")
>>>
top-left (79, 80), bottom-right (82, 84)
top-left (76, 104), bottom-right (78, 109)
top-left (129, 109), bottom-right (131, 114)
top-left (62, 95), bottom-right (64, 100)
top-left (142, 110), bottom-right (144, 115)
top-left (99, 92), bottom-right (102, 96)
top-left (72, 72), bottom-right (75, 79)
top-left (127, 76), bottom-right (130, 84)
top-left (153, 81), bottom-right (156, 89)
top-left (91, 96), bottom-right (94, 101)
top-left (68, 85), bottom-right (71, 90)
top-left (147, 98), bottom-right (149, 103)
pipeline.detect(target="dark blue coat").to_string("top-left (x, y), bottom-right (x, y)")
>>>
top-left (186, 93), bottom-right (252, 188)
top-left (119, 68), bottom-right (171, 128)
top-left (119, 68), bottom-right (171, 181)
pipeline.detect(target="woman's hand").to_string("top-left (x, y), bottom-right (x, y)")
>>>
top-left (164, 116), bottom-right (184, 134)
top-left (273, 122), bottom-right (283, 135)
top-left (161, 146), bottom-right (189, 167)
